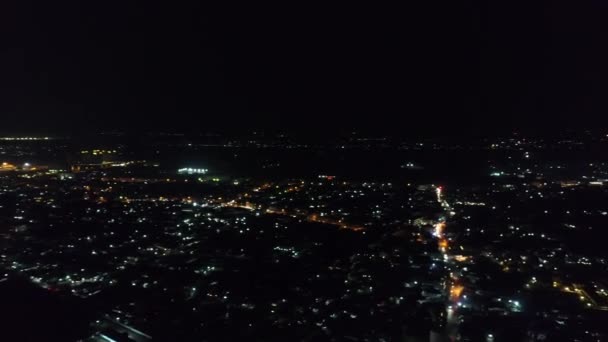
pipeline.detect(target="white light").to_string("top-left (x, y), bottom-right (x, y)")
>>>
top-left (99, 334), bottom-right (118, 342)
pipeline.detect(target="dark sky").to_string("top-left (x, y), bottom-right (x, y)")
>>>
top-left (1, 2), bottom-right (608, 135)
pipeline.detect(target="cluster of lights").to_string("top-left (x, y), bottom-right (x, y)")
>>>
top-left (1, 162), bottom-right (34, 170)
top-left (0, 137), bottom-right (52, 141)
top-left (178, 168), bottom-right (208, 174)
top-left (81, 150), bottom-right (117, 155)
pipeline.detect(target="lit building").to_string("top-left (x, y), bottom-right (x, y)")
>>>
top-left (0, 162), bottom-right (16, 172)
top-left (178, 168), bottom-right (208, 175)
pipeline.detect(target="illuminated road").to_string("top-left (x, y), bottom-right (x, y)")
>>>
top-left (433, 186), bottom-right (461, 341)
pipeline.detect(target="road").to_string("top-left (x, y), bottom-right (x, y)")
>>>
top-left (433, 186), bottom-right (461, 341)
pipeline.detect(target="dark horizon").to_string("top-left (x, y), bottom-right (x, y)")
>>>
top-left (0, 126), bottom-right (604, 141)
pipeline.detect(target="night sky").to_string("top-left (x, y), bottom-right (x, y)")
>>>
top-left (2, 2), bottom-right (607, 135)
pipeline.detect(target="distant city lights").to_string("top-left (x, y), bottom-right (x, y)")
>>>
top-left (0, 137), bottom-right (52, 141)
top-left (178, 168), bottom-right (209, 175)
top-left (436, 186), bottom-right (443, 201)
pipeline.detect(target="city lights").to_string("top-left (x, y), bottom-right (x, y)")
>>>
top-left (178, 168), bottom-right (209, 174)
